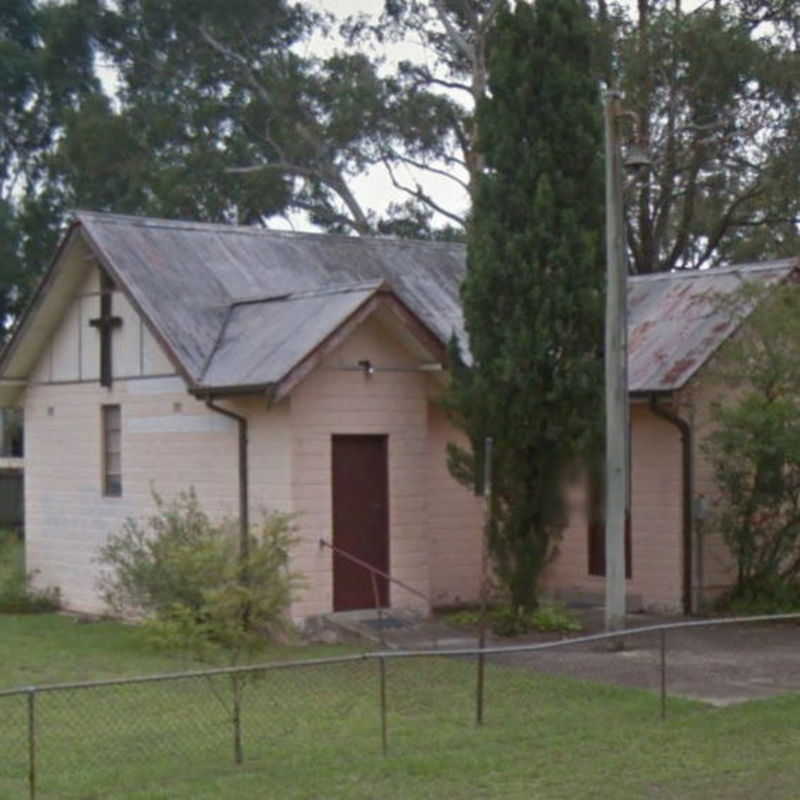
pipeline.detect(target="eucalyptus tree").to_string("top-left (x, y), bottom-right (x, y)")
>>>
top-left (617, 1), bottom-right (800, 272)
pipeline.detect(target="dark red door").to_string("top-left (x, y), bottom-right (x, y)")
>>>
top-left (332, 435), bottom-right (389, 611)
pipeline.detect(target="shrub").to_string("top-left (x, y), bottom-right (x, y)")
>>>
top-left (98, 490), bottom-right (304, 763)
top-left (715, 580), bottom-right (800, 616)
top-left (447, 603), bottom-right (582, 637)
top-left (703, 284), bottom-right (800, 606)
top-left (0, 530), bottom-right (61, 614)
top-left (97, 490), bottom-right (304, 661)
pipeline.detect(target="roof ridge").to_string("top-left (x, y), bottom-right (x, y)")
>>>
top-left (75, 210), bottom-right (465, 251)
top-left (630, 259), bottom-right (799, 283)
top-left (228, 280), bottom-right (386, 308)
top-left (198, 304), bottom-right (235, 384)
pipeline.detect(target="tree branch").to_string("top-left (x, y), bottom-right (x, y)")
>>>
top-left (383, 159), bottom-right (466, 227)
top-left (478, 0), bottom-right (506, 35)
top-left (290, 199), bottom-right (363, 232)
top-left (431, 0), bottom-right (474, 64)
top-left (383, 149), bottom-right (470, 192)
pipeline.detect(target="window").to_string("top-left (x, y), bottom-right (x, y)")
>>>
top-left (102, 405), bottom-right (122, 497)
top-left (587, 475), bottom-right (631, 578)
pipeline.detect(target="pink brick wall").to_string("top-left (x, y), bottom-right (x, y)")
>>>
top-left (25, 378), bottom-right (242, 613)
top-left (426, 403), bottom-right (484, 607)
top-left (24, 286), bottom-right (488, 620)
top-left (288, 315), bottom-right (432, 618)
top-left (542, 403), bottom-right (685, 612)
top-left (680, 379), bottom-right (738, 606)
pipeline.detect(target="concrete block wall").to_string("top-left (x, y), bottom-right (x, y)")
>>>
top-left (288, 315), bottom-right (432, 619)
top-left (24, 377), bottom-right (240, 613)
top-left (681, 379), bottom-right (738, 606)
top-left (23, 257), bottom-right (487, 620)
top-left (542, 403), bottom-right (685, 613)
top-left (426, 403), bottom-right (483, 607)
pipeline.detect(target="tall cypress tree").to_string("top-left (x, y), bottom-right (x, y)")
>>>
top-left (448, 0), bottom-right (604, 612)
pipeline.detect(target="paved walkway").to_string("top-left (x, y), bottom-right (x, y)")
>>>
top-left (323, 608), bottom-right (800, 705)
top-left (491, 614), bottom-right (800, 705)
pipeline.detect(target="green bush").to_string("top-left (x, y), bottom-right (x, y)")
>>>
top-left (715, 580), bottom-right (800, 616)
top-left (97, 490), bottom-right (304, 661)
top-left (446, 603), bottom-right (582, 637)
top-left (703, 284), bottom-right (800, 604)
top-left (0, 530), bottom-right (61, 614)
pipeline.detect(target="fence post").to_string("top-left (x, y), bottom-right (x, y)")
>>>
top-left (232, 675), bottom-right (243, 765)
top-left (27, 688), bottom-right (36, 800)
top-left (659, 629), bottom-right (667, 721)
top-left (476, 645), bottom-right (486, 727)
top-left (476, 436), bottom-right (492, 727)
top-left (378, 656), bottom-right (388, 756)
top-left (371, 572), bottom-right (386, 648)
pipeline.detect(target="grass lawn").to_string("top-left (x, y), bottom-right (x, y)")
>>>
top-left (1, 614), bottom-right (800, 798)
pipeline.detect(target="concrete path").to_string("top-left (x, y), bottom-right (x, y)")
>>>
top-left (321, 607), bottom-right (800, 705)
top-left (491, 614), bottom-right (800, 705)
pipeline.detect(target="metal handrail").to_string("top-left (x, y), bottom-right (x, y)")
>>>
top-left (319, 537), bottom-right (436, 647)
top-left (318, 538), bottom-right (433, 607)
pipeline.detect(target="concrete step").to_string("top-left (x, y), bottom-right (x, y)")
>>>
top-left (306, 608), bottom-right (479, 650)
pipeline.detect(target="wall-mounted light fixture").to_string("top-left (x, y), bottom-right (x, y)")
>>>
top-left (357, 359), bottom-right (374, 377)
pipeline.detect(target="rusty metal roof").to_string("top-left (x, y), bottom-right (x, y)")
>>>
top-left (5, 210), bottom-right (794, 398)
top-left (628, 260), bottom-right (798, 392)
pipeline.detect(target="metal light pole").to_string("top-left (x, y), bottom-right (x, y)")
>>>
top-left (604, 90), bottom-right (631, 633)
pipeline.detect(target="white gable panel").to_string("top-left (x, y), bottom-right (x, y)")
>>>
top-left (80, 291), bottom-right (100, 381)
top-left (114, 291), bottom-right (143, 378)
top-left (50, 301), bottom-right (81, 382)
top-left (29, 261), bottom-right (178, 388)
top-left (141, 322), bottom-right (174, 375)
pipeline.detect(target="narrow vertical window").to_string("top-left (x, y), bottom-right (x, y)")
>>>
top-left (102, 405), bottom-right (122, 497)
top-left (587, 475), bottom-right (631, 578)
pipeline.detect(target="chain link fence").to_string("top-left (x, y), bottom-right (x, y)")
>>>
top-left (1, 613), bottom-right (799, 799)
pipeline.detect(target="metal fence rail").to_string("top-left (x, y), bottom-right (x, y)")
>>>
top-left (1, 612), bottom-right (799, 799)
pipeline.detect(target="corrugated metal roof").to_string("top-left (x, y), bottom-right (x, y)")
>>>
top-left (200, 282), bottom-right (383, 390)
top-left (78, 211), bottom-right (466, 388)
top-left (628, 260), bottom-right (798, 392)
top-left (66, 212), bottom-right (799, 395)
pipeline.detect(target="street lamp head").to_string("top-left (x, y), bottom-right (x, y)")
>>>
top-left (623, 141), bottom-right (652, 174)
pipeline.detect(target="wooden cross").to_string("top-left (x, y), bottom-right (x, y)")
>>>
top-left (89, 272), bottom-right (123, 388)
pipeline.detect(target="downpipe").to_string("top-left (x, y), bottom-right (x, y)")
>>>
top-left (204, 397), bottom-right (250, 565)
top-left (649, 394), bottom-right (693, 614)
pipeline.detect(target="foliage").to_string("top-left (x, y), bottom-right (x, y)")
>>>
top-left (447, 603), bottom-right (583, 637)
top-left (6, 0), bottom-right (800, 325)
top-left (0, 530), bottom-right (61, 614)
top-left (716, 581), bottom-right (800, 616)
top-left (448, 0), bottom-right (604, 611)
top-left (51, 0), bottom-right (465, 238)
top-left (97, 490), bottom-right (303, 663)
top-left (0, 0), bottom-right (101, 331)
top-left (703, 283), bottom-right (800, 608)
top-left (615, 1), bottom-right (800, 273)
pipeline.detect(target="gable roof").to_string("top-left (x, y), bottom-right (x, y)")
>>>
top-left (78, 211), bottom-right (465, 390)
top-left (0, 210), bottom-right (797, 401)
top-left (628, 259), bottom-right (798, 392)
